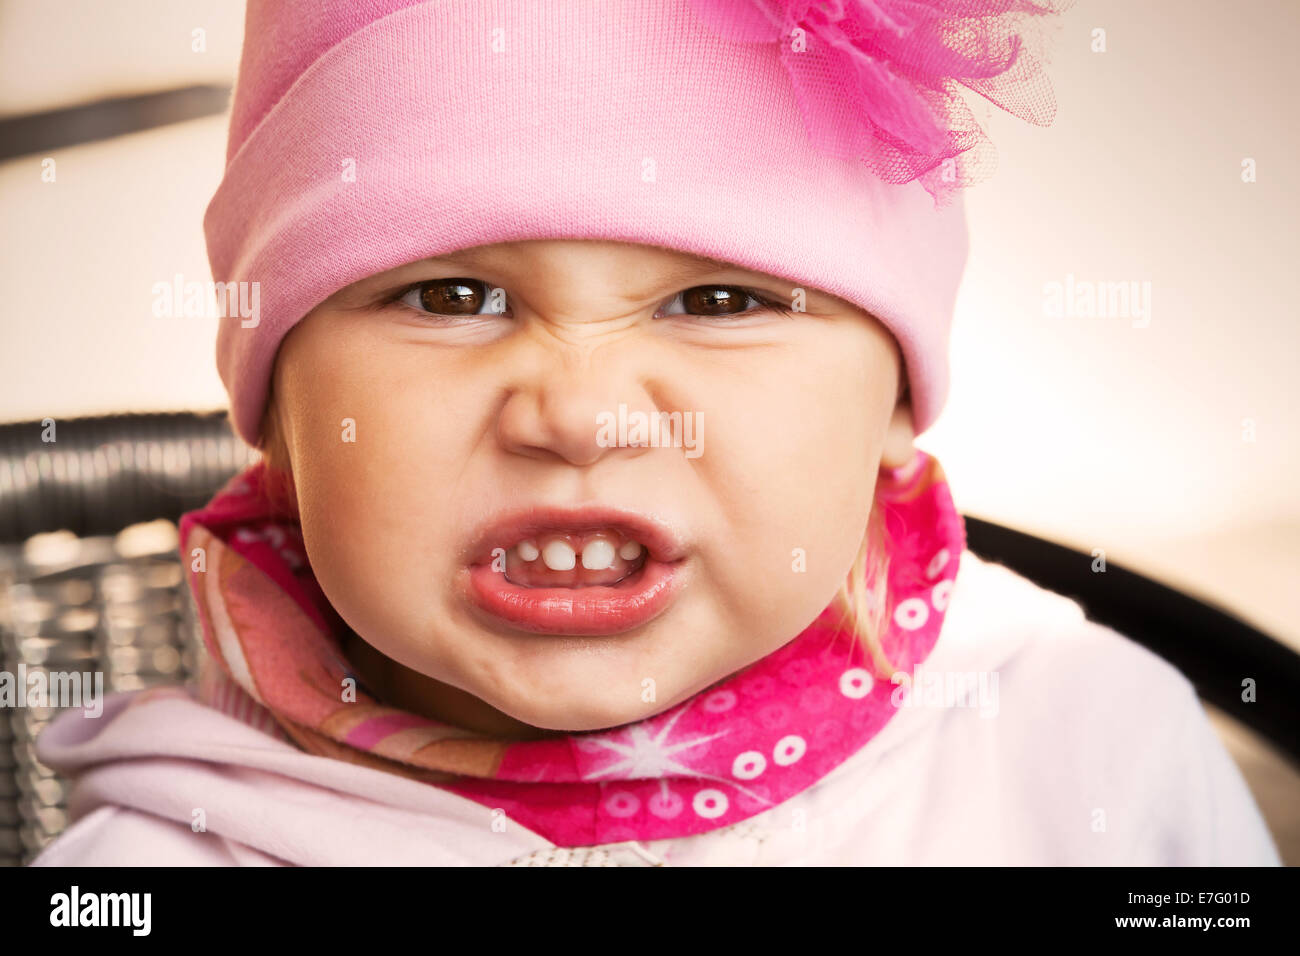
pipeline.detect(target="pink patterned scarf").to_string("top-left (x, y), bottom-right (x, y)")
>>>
top-left (179, 449), bottom-right (964, 846)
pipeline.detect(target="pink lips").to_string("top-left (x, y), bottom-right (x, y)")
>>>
top-left (461, 505), bottom-right (688, 636)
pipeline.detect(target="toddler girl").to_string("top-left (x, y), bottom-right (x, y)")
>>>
top-left (31, 0), bottom-right (1279, 865)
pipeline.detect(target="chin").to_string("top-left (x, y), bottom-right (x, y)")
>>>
top-left (488, 683), bottom-right (673, 734)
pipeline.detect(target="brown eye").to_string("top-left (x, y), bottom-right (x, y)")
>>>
top-left (421, 278), bottom-right (483, 314)
top-left (403, 278), bottom-right (506, 316)
top-left (680, 285), bottom-right (752, 316)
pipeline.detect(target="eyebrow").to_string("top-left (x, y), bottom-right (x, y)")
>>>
top-left (430, 244), bottom-right (748, 282)
top-left (410, 244), bottom-right (806, 307)
top-left (430, 245), bottom-right (498, 267)
top-left (651, 254), bottom-right (753, 284)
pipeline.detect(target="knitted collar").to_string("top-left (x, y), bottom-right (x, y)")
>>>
top-left (179, 449), bottom-right (964, 846)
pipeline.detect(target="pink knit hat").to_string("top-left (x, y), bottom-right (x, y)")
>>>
top-left (206, 0), bottom-right (1066, 446)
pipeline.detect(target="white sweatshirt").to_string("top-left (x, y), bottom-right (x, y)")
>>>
top-left (28, 551), bottom-right (1281, 866)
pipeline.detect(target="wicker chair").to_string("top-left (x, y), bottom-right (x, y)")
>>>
top-left (2, 412), bottom-right (1297, 865)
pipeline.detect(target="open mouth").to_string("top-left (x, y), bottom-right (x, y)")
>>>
top-left (500, 531), bottom-right (648, 588)
top-left (462, 508), bottom-right (688, 636)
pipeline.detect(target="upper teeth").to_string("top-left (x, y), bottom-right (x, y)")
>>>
top-left (540, 539), bottom-right (576, 571)
top-left (581, 539), bottom-right (616, 570)
top-left (512, 536), bottom-right (644, 571)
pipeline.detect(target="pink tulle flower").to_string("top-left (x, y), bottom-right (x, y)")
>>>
top-left (687, 0), bottom-right (1072, 206)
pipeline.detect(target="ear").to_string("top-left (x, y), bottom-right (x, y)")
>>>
top-left (880, 396), bottom-right (916, 470)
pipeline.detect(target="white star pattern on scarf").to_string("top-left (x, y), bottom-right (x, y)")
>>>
top-left (579, 703), bottom-right (773, 807)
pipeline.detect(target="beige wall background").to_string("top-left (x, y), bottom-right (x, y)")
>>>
top-left (1, 0), bottom-right (1297, 646)
top-left (929, 0), bottom-right (1300, 655)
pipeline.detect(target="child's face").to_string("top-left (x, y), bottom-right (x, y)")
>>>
top-left (273, 239), bottom-right (911, 732)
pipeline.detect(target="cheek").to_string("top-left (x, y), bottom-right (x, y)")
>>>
top-left (690, 343), bottom-right (887, 636)
top-left (282, 342), bottom-right (491, 646)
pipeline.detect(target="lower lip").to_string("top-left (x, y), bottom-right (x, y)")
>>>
top-left (465, 558), bottom-right (685, 636)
